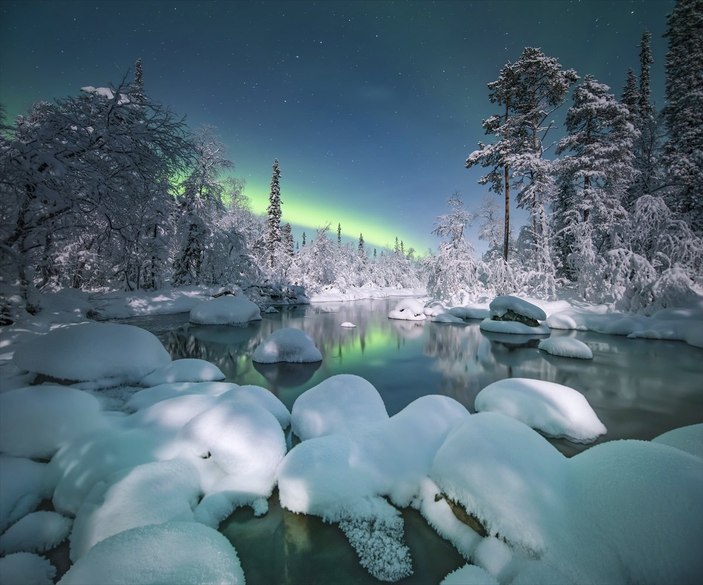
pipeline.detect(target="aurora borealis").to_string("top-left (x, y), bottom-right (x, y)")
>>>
top-left (0, 0), bottom-right (674, 253)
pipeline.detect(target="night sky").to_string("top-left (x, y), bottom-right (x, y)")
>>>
top-left (0, 0), bottom-right (674, 253)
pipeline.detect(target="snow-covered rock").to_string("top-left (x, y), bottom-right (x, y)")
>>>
top-left (448, 306), bottom-right (491, 320)
top-left (340, 321), bottom-right (357, 328)
top-left (0, 511), bottom-right (71, 555)
top-left (474, 378), bottom-right (606, 443)
top-left (12, 323), bottom-right (171, 386)
top-left (479, 318), bottom-right (550, 335)
top-left (58, 521), bottom-right (244, 585)
top-left (0, 552), bottom-right (56, 585)
top-left (139, 359), bottom-right (225, 386)
top-left (489, 295), bottom-right (547, 322)
top-left (537, 337), bottom-right (593, 359)
top-left (0, 386), bottom-right (109, 459)
top-left (0, 457), bottom-right (52, 534)
top-left (126, 381), bottom-right (236, 411)
top-left (441, 564), bottom-right (499, 585)
top-left (652, 423), bottom-right (703, 459)
top-left (252, 327), bottom-right (322, 363)
top-left (388, 298), bottom-right (427, 321)
top-left (433, 312), bottom-right (465, 324)
top-left (189, 295), bottom-right (261, 325)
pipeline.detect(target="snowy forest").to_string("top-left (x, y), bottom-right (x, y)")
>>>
top-left (1, 0), bottom-right (701, 318)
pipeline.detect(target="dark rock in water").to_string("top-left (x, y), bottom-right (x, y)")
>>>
top-left (434, 493), bottom-right (488, 537)
top-left (492, 309), bottom-right (540, 328)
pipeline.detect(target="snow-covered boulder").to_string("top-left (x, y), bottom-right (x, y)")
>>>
top-left (474, 378), bottom-right (606, 443)
top-left (252, 327), bottom-right (322, 363)
top-left (12, 323), bottom-right (171, 386)
top-left (0, 456), bottom-right (52, 534)
top-left (139, 359), bottom-right (225, 386)
top-left (0, 511), bottom-right (71, 555)
top-left (0, 553), bottom-right (56, 585)
top-left (0, 386), bottom-right (109, 459)
top-left (433, 312), bottom-right (465, 324)
top-left (652, 423), bottom-right (703, 459)
top-left (291, 374), bottom-right (389, 441)
top-left (388, 298), bottom-right (426, 321)
top-left (58, 521), bottom-right (244, 585)
top-left (340, 321), bottom-right (357, 328)
top-left (489, 296), bottom-right (547, 323)
top-left (442, 564), bottom-right (499, 585)
top-left (479, 318), bottom-right (550, 335)
top-left (189, 296), bottom-right (261, 325)
top-left (126, 381), bottom-right (235, 412)
top-left (537, 337), bottom-right (593, 359)
top-left (448, 306), bottom-right (491, 320)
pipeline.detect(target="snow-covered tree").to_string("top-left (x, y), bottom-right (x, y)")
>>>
top-left (266, 159), bottom-right (282, 268)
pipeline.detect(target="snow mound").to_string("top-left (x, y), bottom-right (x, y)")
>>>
top-left (12, 323), bottom-right (170, 386)
top-left (432, 312), bottom-right (465, 324)
top-left (0, 386), bottom-right (109, 459)
top-left (388, 298), bottom-right (426, 321)
top-left (189, 296), bottom-right (261, 325)
top-left (220, 385), bottom-right (291, 428)
top-left (139, 359), bottom-right (225, 386)
top-left (475, 378), bottom-right (606, 443)
top-left (489, 295), bottom-right (547, 321)
top-left (58, 521), bottom-right (244, 585)
top-left (126, 381), bottom-right (235, 411)
top-left (291, 374), bottom-right (388, 440)
top-left (441, 564), bottom-right (499, 585)
top-left (537, 337), bottom-right (593, 359)
top-left (0, 552), bottom-right (56, 585)
top-left (652, 424), bottom-right (703, 459)
top-left (0, 456), bottom-right (52, 533)
top-left (340, 321), bottom-right (357, 328)
top-left (252, 327), bottom-right (322, 363)
top-left (449, 306), bottom-right (491, 320)
top-left (0, 511), bottom-right (71, 555)
top-left (479, 318), bottom-right (550, 335)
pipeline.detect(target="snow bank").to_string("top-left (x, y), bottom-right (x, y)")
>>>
top-left (58, 521), bottom-right (244, 585)
top-left (291, 374), bottom-right (388, 440)
top-left (309, 286), bottom-right (426, 303)
top-left (0, 386), bottom-right (109, 458)
top-left (537, 337), bottom-right (593, 359)
top-left (489, 296), bottom-right (547, 322)
top-left (388, 298), bottom-right (426, 321)
top-left (139, 358), bottom-right (225, 386)
top-left (479, 318), bottom-right (550, 335)
top-left (475, 378), bottom-right (606, 443)
top-left (89, 286), bottom-right (218, 319)
top-left (252, 327), bottom-right (322, 363)
top-left (12, 322), bottom-right (171, 386)
top-left (652, 423), bottom-right (703, 459)
top-left (0, 552), bottom-right (56, 585)
top-left (0, 457), bottom-right (52, 533)
top-left (189, 295), bottom-right (261, 325)
top-left (0, 511), bottom-right (71, 555)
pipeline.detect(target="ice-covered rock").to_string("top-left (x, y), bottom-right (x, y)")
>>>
top-left (252, 327), bottom-right (322, 363)
top-left (0, 511), bottom-right (71, 555)
top-left (0, 552), bottom-right (56, 585)
top-left (12, 323), bottom-right (171, 386)
top-left (189, 295), bottom-right (261, 325)
top-left (388, 298), bottom-right (427, 321)
top-left (537, 337), bottom-right (593, 359)
top-left (474, 378), bottom-right (606, 443)
top-left (58, 521), bottom-right (244, 585)
top-left (489, 295), bottom-right (547, 323)
top-left (139, 359), bottom-right (225, 386)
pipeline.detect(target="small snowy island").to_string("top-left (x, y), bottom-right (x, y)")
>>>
top-left (479, 296), bottom-right (551, 335)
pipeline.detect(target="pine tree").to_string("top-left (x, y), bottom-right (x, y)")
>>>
top-left (621, 68), bottom-right (640, 118)
top-left (663, 0), bottom-right (703, 234)
top-left (132, 58), bottom-right (145, 103)
top-left (282, 222), bottom-right (294, 257)
top-left (267, 159), bottom-right (282, 267)
top-left (302, 231), bottom-right (306, 246)
top-left (639, 31), bottom-right (654, 118)
top-left (337, 222), bottom-right (342, 245)
top-left (358, 233), bottom-right (365, 255)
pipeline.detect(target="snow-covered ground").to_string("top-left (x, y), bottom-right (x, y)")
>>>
top-left (0, 286), bottom-right (702, 584)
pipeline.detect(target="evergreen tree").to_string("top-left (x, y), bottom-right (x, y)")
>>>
top-left (132, 58), bottom-right (145, 103)
top-left (663, 0), bottom-right (703, 234)
top-left (337, 222), bottom-right (342, 245)
top-left (621, 68), bottom-right (640, 118)
top-left (266, 159), bottom-right (282, 267)
top-left (358, 232), bottom-right (365, 255)
top-left (639, 31), bottom-right (654, 118)
top-left (302, 231), bottom-right (306, 246)
top-left (282, 222), bottom-right (294, 257)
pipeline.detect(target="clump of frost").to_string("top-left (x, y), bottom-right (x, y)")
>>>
top-left (537, 337), bottom-right (593, 359)
top-left (0, 552), bottom-right (56, 585)
top-left (474, 378), bottom-right (606, 443)
top-left (58, 521), bottom-right (244, 585)
top-left (12, 322), bottom-right (171, 386)
top-left (189, 295), bottom-right (261, 325)
top-left (139, 359), bottom-right (225, 386)
top-left (388, 299), bottom-right (426, 321)
top-left (0, 511), bottom-right (72, 555)
top-left (252, 327), bottom-right (322, 363)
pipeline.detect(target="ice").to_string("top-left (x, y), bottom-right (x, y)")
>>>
top-left (252, 327), bottom-right (322, 363)
top-left (441, 564), bottom-right (499, 585)
top-left (652, 423), bottom-right (703, 459)
top-left (489, 295), bottom-right (547, 321)
top-left (537, 336), bottom-right (593, 359)
top-left (0, 456), bottom-right (52, 533)
top-left (388, 298), bottom-right (427, 321)
top-left (139, 358), bottom-right (225, 386)
top-left (479, 318), bottom-right (550, 335)
top-left (474, 378), bottom-right (606, 443)
top-left (58, 521), bottom-right (244, 585)
top-left (189, 295), bottom-right (261, 325)
top-left (12, 322), bottom-right (171, 386)
top-left (0, 385), bottom-right (110, 458)
top-left (291, 374), bottom-right (389, 440)
top-left (0, 511), bottom-right (71, 555)
top-left (0, 552), bottom-right (56, 585)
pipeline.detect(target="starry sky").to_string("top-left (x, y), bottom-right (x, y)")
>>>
top-left (0, 0), bottom-right (674, 253)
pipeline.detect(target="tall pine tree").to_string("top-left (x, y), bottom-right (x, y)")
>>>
top-left (266, 159), bottom-right (282, 268)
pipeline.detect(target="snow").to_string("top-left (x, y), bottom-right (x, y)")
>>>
top-left (126, 381), bottom-right (235, 411)
top-left (252, 327), bottom-right (322, 363)
top-left (489, 295), bottom-right (547, 321)
top-left (652, 423), bottom-right (703, 459)
top-left (537, 336), bottom-right (593, 359)
top-left (88, 286), bottom-right (219, 319)
top-left (0, 552), bottom-right (56, 585)
top-left (448, 305), bottom-right (491, 320)
top-left (0, 511), bottom-right (71, 555)
top-left (0, 456), bottom-right (52, 533)
top-left (58, 521), bottom-right (244, 585)
top-left (12, 322), bottom-right (171, 386)
top-left (0, 386), bottom-right (110, 458)
top-left (475, 378), bottom-right (606, 443)
top-left (309, 286), bottom-right (426, 303)
top-left (479, 318), bottom-right (550, 335)
top-left (139, 358), bottom-right (225, 385)
top-left (432, 312), bottom-right (466, 324)
top-left (290, 374), bottom-right (388, 440)
top-left (220, 384), bottom-right (291, 429)
top-left (189, 295), bottom-right (261, 325)
top-left (388, 298), bottom-right (427, 321)
top-left (441, 564), bottom-right (499, 585)
top-left (340, 321), bottom-right (357, 328)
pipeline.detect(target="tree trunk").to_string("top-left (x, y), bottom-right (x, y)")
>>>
top-left (503, 97), bottom-right (511, 262)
